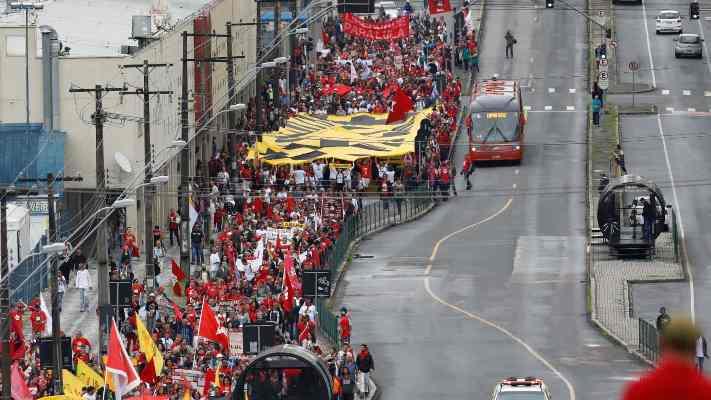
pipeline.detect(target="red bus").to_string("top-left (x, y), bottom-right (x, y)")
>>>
top-left (467, 79), bottom-right (526, 163)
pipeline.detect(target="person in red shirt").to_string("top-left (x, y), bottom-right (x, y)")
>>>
top-left (72, 330), bottom-right (91, 356)
top-left (338, 308), bottom-right (351, 345)
top-left (622, 318), bottom-right (711, 400)
top-left (29, 300), bottom-right (47, 337)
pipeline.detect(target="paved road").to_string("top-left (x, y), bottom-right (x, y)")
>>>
top-left (612, 0), bottom-right (711, 333)
top-left (334, 1), bottom-right (646, 399)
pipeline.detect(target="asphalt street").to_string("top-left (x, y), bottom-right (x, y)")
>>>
top-left (613, 0), bottom-right (711, 334)
top-left (333, 1), bottom-right (647, 399)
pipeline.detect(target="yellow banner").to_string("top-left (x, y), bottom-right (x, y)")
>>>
top-left (38, 396), bottom-right (82, 400)
top-left (62, 370), bottom-right (84, 398)
top-left (76, 360), bottom-right (104, 389)
top-left (248, 109), bottom-right (431, 165)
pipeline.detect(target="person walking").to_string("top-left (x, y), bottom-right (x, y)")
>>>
top-left (592, 95), bottom-right (603, 126)
top-left (461, 155), bottom-right (475, 190)
top-left (505, 30), bottom-right (516, 59)
top-left (168, 209), bottom-right (180, 247)
top-left (612, 144), bottom-right (628, 175)
top-left (697, 334), bottom-right (709, 372)
top-left (356, 344), bottom-right (374, 398)
top-left (75, 263), bottom-right (92, 312)
top-left (657, 307), bottom-right (672, 332)
top-left (622, 318), bottom-right (711, 399)
top-left (450, 162), bottom-right (458, 196)
top-left (642, 198), bottom-right (655, 242)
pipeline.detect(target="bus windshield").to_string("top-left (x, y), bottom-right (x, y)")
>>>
top-left (472, 111), bottom-right (520, 143)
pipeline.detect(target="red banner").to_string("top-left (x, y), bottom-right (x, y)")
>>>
top-left (341, 13), bottom-right (410, 41)
top-left (428, 0), bottom-right (452, 14)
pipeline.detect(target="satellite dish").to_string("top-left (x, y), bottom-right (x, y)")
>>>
top-left (114, 152), bottom-right (133, 173)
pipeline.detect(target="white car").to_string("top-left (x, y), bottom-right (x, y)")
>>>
top-left (491, 377), bottom-right (552, 400)
top-left (656, 10), bottom-right (683, 34)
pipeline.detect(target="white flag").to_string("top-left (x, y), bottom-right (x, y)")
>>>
top-left (350, 61), bottom-right (358, 84)
top-left (39, 293), bottom-right (52, 336)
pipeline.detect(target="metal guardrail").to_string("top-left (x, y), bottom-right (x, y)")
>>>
top-left (317, 186), bottom-right (434, 347)
top-left (9, 235), bottom-right (49, 304)
top-left (638, 317), bottom-right (659, 362)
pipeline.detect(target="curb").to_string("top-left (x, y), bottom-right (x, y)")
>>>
top-left (608, 87), bottom-right (656, 95)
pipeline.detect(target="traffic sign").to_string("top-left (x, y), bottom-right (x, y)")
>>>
top-left (598, 71), bottom-right (609, 90)
top-left (629, 61), bottom-right (640, 71)
top-left (600, 58), bottom-right (608, 67)
top-left (598, 10), bottom-right (605, 17)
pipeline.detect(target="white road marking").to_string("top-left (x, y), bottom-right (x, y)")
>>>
top-left (655, 115), bottom-right (695, 322)
top-left (512, 183), bottom-right (517, 189)
top-left (515, 169), bottom-right (520, 175)
top-left (424, 199), bottom-right (577, 400)
top-left (585, 344), bottom-right (602, 348)
top-left (569, 88), bottom-right (576, 94)
top-left (640, 0), bottom-right (657, 88)
top-left (523, 105), bottom-right (532, 111)
top-left (530, 57), bottom-right (535, 63)
top-left (705, 91), bottom-right (711, 97)
top-left (666, 107), bottom-right (675, 112)
top-left (545, 105), bottom-right (553, 110)
top-left (688, 108), bottom-right (697, 112)
top-left (527, 110), bottom-right (585, 113)
top-left (548, 88), bottom-right (556, 93)
top-left (683, 90), bottom-right (692, 96)
top-left (566, 106), bottom-right (575, 111)
top-left (662, 89), bottom-right (670, 95)
top-left (608, 377), bottom-right (639, 382)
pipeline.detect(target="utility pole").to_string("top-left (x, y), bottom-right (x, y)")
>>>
top-left (120, 60), bottom-right (173, 290)
top-left (0, 191), bottom-right (9, 400)
top-left (18, 173), bottom-right (83, 394)
top-left (68, 84), bottom-right (125, 355)
top-left (256, 2), bottom-right (263, 141)
top-left (180, 30), bottom-right (244, 291)
top-left (225, 22), bottom-right (236, 152)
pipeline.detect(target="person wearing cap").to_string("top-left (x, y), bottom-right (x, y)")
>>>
top-left (622, 317), bottom-right (711, 399)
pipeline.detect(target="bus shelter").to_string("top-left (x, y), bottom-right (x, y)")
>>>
top-left (233, 345), bottom-right (332, 400)
top-left (597, 175), bottom-right (668, 258)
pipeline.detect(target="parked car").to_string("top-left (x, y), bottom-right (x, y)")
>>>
top-left (613, 0), bottom-right (641, 6)
top-left (656, 10), bottom-right (683, 34)
top-left (674, 33), bottom-right (703, 58)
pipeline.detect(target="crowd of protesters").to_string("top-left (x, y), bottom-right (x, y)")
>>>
top-left (2, 4), bottom-right (479, 400)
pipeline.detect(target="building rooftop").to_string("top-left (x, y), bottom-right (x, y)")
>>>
top-left (1, 0), bottom-right (209, 57)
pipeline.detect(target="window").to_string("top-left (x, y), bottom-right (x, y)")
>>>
top-left (473, 112), bottom-right (520, 143)
top-left (659, 12), bottom-right (679, 19)
top-left (497, 392), bottom-right (546, 400)
top-left (680, 35), bottom-right (700, 44)
top-left (6, 35), bottom-right (26, 56)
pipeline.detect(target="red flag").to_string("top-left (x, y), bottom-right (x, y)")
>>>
top-left (171, 301), bottom-right (184, 321)
top-left (139, 358), bottom-right (158, 384)
top-left (9, 316), bottom-right (26, 360)
top-left (428, 0), bottom-right (452, 14)
top-left (196, 299), bottom-right (230, 351)
top-left (106, 319), bottom-right (141, 400)
top-left (172, 281), bottom-right (183, 297)
top-left (386, 87), bottom-right (414, 124)
top-left (11, 361), bottom-right (32, 400)
top-left (171, 259), bottom-right (186, 281)
top-left (202, 368), bottom-right (216, 396)
top-left (321, 30), bottom-right (330, 46)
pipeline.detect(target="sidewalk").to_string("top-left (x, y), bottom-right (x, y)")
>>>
top-left (586, 42), bottom-right (684, 363)
top-left (36, 244), bottom-right (182, 348)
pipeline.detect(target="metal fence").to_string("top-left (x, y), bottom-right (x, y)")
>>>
top-left (638, 317), bottom-right (659, 362)
top-left (317, 188), bottom-right (435, 347)
top-left (9, 234), bottom-right (49, 304)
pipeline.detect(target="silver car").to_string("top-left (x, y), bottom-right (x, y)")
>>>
top-left (674, 34), bottom-right (703, 58)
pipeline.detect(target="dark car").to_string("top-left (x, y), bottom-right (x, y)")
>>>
top-left (674, 33), bottom-right (703, 58)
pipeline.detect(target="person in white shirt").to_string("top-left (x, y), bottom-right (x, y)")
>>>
top-left (697, 335), bottom-right (708, 372)
top-left (209, 248), bottom-right (221, 280)
top-left (299, 298), bottom-right (318, 322)
top-left (313, 161), bottom-right (324, 185)
top-left (74, 264), bottom-right (92, 312)
top-left (293, 168), bottom-right (306, 188)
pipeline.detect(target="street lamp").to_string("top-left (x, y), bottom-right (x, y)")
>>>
top-left (41, 242), bottom-right (66, 254)
top-left (230, 103), bottom-right (247, 111)
top-left (9, 2), bottom-right (43, 126)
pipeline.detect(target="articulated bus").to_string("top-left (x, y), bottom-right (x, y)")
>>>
top-left (468, 79), bottom-right (526, 163)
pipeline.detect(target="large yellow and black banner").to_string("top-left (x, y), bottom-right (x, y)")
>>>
top-left (249, 109), bottom-right (430, 165)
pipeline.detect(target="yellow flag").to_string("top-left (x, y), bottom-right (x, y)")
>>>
top-left (62, 369), bottom-right (84, 398)
top-left (102, 355), bottom-right (117, 392)
top-left (75, 360), bottom-right (104, 389)
top-left (136, 316), bottom-right (164, 376)
top-left (38, 395), bottom-right (82, 400)
top-left (214, 365), bottom-right (221, 387)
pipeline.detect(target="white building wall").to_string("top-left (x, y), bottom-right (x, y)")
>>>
top-left (0, 0), bottom-right (258, 246)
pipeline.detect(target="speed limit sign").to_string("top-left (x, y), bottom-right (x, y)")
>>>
top-left (598, 71), bottom-right (609, 90)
